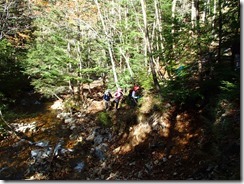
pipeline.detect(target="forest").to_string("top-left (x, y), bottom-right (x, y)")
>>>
top-left (0, 0), bottom-right (240, 180)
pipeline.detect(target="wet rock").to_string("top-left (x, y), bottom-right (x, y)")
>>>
top-left (145, 162), bottom-right (153, 171)
top-left (60, 148), bottom-right (73, 155)
top-left (64, 117), bottom-right (75, 124)
top-left (86, 130), bottom-right (96, 141)
top-left (69, 133), bottom-right (78, 140)
top-left (53, 140), bottom-right (63, 157)
top-left (94, 134), bottom-right (103, 145)
top-left (0, 167), bottom-right (9, 174)
top-left (12, 139), bottom-right (26, 148)
top-left (162, 157), bottom-right (167, 162)
top-left (106, 172), bottom-right (118, 180)
top-left (30, 150), bottom-right (40, 158)
top-left (31, 146), bottom-right (52, 159)
top-left (95, 147), bottom-right (105, 161)
top-left (74, 162), bottom-right (85, 172)
top-left (35, 140), bottom-right (49, 147)
top-left (137, 171), bottom-right (143, 179)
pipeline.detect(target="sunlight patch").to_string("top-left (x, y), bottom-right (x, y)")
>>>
top-left (113, 122), bottom-right (151, 154)
top-left (51, 100), bottom-right (64, 110)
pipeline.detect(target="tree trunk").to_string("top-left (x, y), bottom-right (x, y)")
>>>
top-left (140, 0), bottom-right (161, 92)
top-left (172, 0), bottom-right (176, 46)
top-left (94, 0), bottom-right (119, 88)
top-left (119, 48), bottom-right (134, 78)
top-left (154, 0), bottom-right (165, 74)
top-left (212, 0), bottom-right (217, 29)
top-left (217, 0), bottom-right (222, 63)
top-left (195, 0), bottom-right (203, 80)
top-left (191, 0), bottom-right (197, 28)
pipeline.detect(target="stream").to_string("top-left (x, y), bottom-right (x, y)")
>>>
top-left (0, 94), bottom-right (116, 180)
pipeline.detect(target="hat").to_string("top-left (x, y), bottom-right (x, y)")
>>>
top-left (134, 86), bottom-right (140, 91)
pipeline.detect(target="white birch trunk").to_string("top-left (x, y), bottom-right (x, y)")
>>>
top-left (213, 0), bottom-right (217, 28)
top-left (140, 0), bottom-right (149, 67)
top-left (140, 0), bottom-right (160, 90)
top-left (94, 0), bottom-right (119, 88)
top-left (191, 0), bottom-right (197, 28)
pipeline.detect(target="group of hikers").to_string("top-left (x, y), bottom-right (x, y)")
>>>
top-left (103, 84), bottom-right (141, 111)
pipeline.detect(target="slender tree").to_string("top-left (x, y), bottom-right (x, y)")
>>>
top-left (94, 0), bottom-right (119, 88)
top-left (140, 0), bottom-right (160, 91)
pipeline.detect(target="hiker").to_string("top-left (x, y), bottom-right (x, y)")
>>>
top-left (114, 88), bottom-right (123, 110)
top-left (103, 89), bottom-right (113, 111)
top-left (131, 85), bottom-right (140, 106)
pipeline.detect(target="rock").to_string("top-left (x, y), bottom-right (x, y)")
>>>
top-left (145, 162), bottom-right (153, 171)
top-left (137, 171), bottom-right (143, 178)
top-left (129, 161), bottom-right (136, 166)
top-left (51, 100), bottom-right (64, 110)
top-left (165, 103), bottom-right (171, 108)
top-left (86, 130), bottom-right (96, 141)
top-left (70, 125), bottom-right (76, 130)
top-left (12, 139), bottom-right (26, 148)
top-left (64, 117), bottom-right (74, 124)
top-left (162, 157), bottom-right (167, 162)
top-left (95, 147), bottom-right (105, 161)
top-left (31, 149), bottom-right (42, 158)
top-left (94, 134), bottom-right (103, 145)
top-left (74, 162), bottom-right (85, 172)
top-left (154, 160), bottom-right (159, 165)
top-left (53, 141), bottom-right (63, 156)
top-left (35, 140), bottom-right (49, 147)
top-left (57, 112), bottom-right (71, 120)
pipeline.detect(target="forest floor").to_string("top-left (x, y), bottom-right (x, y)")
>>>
top-left (0, 75), bottom-right (240, 180)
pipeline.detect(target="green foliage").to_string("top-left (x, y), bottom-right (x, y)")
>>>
top-left (0, 39), bottom-right (31, 104)
top-left (0, 123), bottom-right (9, 139)
top-left (117, 70), bottom-right (134, 90)
top-left (63, 97), bottom-right (81, 113)
top-left (162, 66), bottom-right (201, 106)
top-left (134, 68), bottom-right (154, 91)
top-left (220, 81), bottom-right (240, 101)
top-left (97, 112), bottom-right (112, 127)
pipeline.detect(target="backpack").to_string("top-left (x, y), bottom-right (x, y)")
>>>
top-left (103, 93), bottom-right (110, 101)
top-left (115, 91), bottom-right (123, 99)
top-left (128, 89), bottom-right (133, 98)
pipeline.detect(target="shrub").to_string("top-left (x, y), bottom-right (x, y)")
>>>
top-left (97, 112), bottom-right (112, 127)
